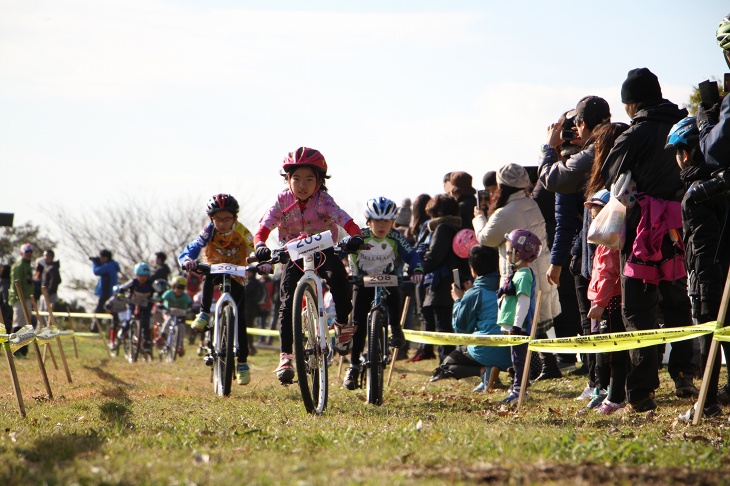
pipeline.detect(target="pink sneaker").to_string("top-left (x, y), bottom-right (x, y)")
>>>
top-left (595, 400), bottom-right (624, 415)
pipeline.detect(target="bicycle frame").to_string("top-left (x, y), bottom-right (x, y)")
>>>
top-left (296, 253), bottom-right (328, 355)
top-left (213, 276), bottom-right (239, 362)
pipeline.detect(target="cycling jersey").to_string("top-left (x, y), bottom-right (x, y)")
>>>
top-left (160, 289), bottom-right (193, 311)
top-left (118, 278), bottom-right (154, 311)
top-left (179, 221), bottom-right (255, 268)
top-left (349, 228), bottom-right (424, 276)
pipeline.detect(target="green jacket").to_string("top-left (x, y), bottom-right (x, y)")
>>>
top-left (8, 259), bottom-right (33, 306)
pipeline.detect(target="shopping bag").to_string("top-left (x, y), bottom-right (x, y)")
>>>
top-left (587, 196), bottom-right (626, 250)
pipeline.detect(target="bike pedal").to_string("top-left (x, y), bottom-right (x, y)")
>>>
top-left (203, 355), bottom-right (215, 366)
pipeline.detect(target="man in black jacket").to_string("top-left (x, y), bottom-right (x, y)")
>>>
top-left (601, 68), bottom-right (695, 414)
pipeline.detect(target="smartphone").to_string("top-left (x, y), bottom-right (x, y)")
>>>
top-left (477, 189), bottom-right (488, 210)
top-left (452, 268), bottom-right (461, 290)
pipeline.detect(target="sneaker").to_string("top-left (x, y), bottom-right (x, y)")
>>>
top-left (473, 381), bottom-right (485, 392)
top-left (674, 372), bottom-right (699, 398)
top-left (343, 365), bottom-right (361, 390)
top-left (575, 385), bottom-right (593, 401)
top-left (389, 324), bottom-right (406, 348)
top-left (569, 365), bottom-right (589, 376)
top-left (237, 363), bottom-right (251, 386)
top-left (406, 351), bottom-right (436, 362)
top-left (333, 322), bottom-right (357, 356)
top-left (275, 353), bottom-right (295, 384)
top-left (534, 368), bottom-right (562, 382)
top-left (500, 390), bottom-right (524, 405)
top-left (197, 345), bottom-right (206, 357)
top-left (587, 388), bottom-right (609, 409)
top-left (719, 383), bottom-right (730, 405)
top-left (191, 312), bottom-right (210, 333)
top-left (595, 399), bottom-right (625, 415)
top-left (616, 394), bottom-right (657, 415)
top-left (678, 402), bottom-right (722, 422)
top-left (177, 346), bottom-right (185, 357)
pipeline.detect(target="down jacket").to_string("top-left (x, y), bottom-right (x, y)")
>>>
top-left (473, 191), bottom-right (561, 325)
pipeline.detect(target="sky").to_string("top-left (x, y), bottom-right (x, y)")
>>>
top-left (1, 0), bottom-right (728, 298)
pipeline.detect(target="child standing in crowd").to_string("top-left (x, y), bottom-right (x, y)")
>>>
top-left (343, 196), bottom-right (424, 390)
top-left (253, 147), bottom-right (364, 384)
top-left (667, 117), bottom-right (729, 421)
top-left (585, 190), bottom-right (629, 414)
top-left (117, 262), bottom-right (154, 356)
top-left (497, 229), bottom-right (541, 405)
top-left (179, 193), bottom-right (255, 386)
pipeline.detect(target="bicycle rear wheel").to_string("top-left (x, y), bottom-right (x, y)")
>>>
top-left (213, 304), bottom-right (235, 397)
top-left (366, 308), bottom-right (385, 405)
top-left (293, 281), bottom-right (328, 414)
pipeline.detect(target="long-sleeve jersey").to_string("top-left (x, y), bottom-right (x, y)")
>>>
top-left (349, 228), bottom-right (424, 276)
top-left (255, 188), bottom-right (360, 246)
top-left (118, 278), bottom-right (154, 310)
top-left (179, 221), bottom-right (255, 267)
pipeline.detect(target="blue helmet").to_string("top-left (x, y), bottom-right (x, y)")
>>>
top-left (365, 196), bottom-right (398, 221)
top-left (665, 116), bottom-right (699, 150)
top-left (134, 262), bottom-right (151, 276)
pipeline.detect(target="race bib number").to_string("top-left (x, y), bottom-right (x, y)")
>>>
top-left (363, 274), bottom-right (399, 288)
top-left (209, 263), bottom-right (248, 277)
top-left (287, 231), bottom-right (335, 261)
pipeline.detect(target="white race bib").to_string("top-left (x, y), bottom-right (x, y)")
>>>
top-left (286, 231), bottom-right (335, 261)
top-left (362, 274), bottom-right (399, 288)
top-left (209, 263), bottom-right (248, 277)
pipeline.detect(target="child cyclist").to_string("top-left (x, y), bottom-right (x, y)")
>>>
top-left (254, 147), bottom-right (364, 384)
top-left (343, 197), bottom-right (424, 390)
top-left (497, 229), bottom-right (540, 405)
top-left (179, 194), bottom-right (256, 386)
top-left (117, 262), bottom-right (155, 355)
top-left (157, 275), bottom-right (194, 356)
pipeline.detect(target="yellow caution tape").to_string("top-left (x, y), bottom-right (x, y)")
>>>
top-left (37, 311), bottom-right (112, 320)
top-left (403, 329), bottom-right (529, 346)
top-left (0, 334), bottom-right (8, 344)
top-left (245, 328), bottom-right (279, 337)
top-left (34, 327), bottom-right (60, 343)
top-left (712, 326), bottom-right (730, 342)
top-left (528, 321), bottom-right (718, 354)
top-left (7, 325), bottom-right (37, 351)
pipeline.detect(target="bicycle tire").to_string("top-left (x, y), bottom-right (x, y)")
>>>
top-left (170, 320), bottom-right (183, 362)
top-left (366, 308), bottom-right (385, 405)
top-left (129, 320), bottom-right (141, 363)
top-left (293, 281), bottom-right (328, 414)
top-left (213, 304), bottom-right (235, 397)
top-left (108, 323), bottom-right (118, 357)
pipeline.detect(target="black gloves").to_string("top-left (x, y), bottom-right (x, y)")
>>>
top-left (509, 326), bottom-right (524, 336)
top-left (255, 245), bottom-right (271, 262)
top-left (343, 235), bottom-right (364, 252)
top-left (697, 100), bottom-right (722, 131)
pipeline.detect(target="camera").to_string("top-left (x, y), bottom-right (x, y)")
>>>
top-left (89, 256), bottom-right (100, 263)
top-left (561, 129), bottom-right (577, 141)
top-left (687, 170), bottom-right (730, 203)
top-left (698, 79), bottom-right (721, 109)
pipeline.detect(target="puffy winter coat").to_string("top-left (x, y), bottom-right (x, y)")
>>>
top-left (473, 191), bottom-right (561, 325)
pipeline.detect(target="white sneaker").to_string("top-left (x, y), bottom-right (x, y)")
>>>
top-left (574, 385), bottom-right (593, 401)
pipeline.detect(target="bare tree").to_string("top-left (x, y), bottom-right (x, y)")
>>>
top-left (47, 195), bottom-right (206, 283)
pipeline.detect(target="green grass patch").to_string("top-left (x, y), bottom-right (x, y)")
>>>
top-left (2, 337), bottom-right (730, 484)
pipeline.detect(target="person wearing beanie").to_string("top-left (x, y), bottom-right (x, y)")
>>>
top-left (601, 67), bottom-right (695, 415)
top-left (395, 198), bottom-right (412, 229)
top-left (448, 171), bottom-right (477, 231)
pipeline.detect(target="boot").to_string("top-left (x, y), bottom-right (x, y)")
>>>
top-left (534, 353), bottom-right (563, 381)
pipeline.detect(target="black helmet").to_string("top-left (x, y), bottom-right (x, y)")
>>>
top-left (206, 194), bottom-right (239, 216)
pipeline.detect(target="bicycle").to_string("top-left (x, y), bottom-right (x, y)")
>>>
top-left (157, 307), bottom-right (188, 362)
top-left (121, 297), bottom-right (153, 363)
top-left (105, 293), bottom-right (130, 357)
top-left (349, 273), bottom-right (406, 405)
top-left (257, 230), bottom-right (341, 415)
top-left (196, 262), bottom-right (250, 397)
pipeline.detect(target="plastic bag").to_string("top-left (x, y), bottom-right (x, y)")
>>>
top-left (587, 196), bottom-right (626, 250)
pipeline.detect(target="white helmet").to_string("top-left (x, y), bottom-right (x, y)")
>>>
top-left (365, 197), bottom-right (398, 220)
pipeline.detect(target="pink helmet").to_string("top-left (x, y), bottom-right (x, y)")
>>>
top-left (282, 147), bottom-right (328, 174)
top-left (504, 229), bottom-right (541, 263)
top-left (452, 229), bottom-right (478, 259)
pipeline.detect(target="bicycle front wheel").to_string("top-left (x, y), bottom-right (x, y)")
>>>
top-left (366, 308), bottom-right (386, 406)
top-left (129, 320), bottom-right (141, 364)
top-left (213, 304), bottom-right (235, 397)
top-left (293, 281), bottom-right (328, 414)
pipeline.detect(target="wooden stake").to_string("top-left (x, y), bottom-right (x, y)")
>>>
top-left (15, 280), bottom-right (54, 400)
top-left (42, 288), bottom-right (73, 384)
top-left (517, 290), bottom-right (543, 412)
top-left (693, 271), bottom-right (730, 425)
top-left (388, 296), bottom-right (411, 387)
top-left (30, 295), bottom-right (58, 370)
top-left (0, 311), bottom-right (26, 416)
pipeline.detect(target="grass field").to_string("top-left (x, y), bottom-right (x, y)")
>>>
top-left (2, 335), bottom-right (730, 485)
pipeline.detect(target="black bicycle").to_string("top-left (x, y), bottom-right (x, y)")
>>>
top-left (349, 274), bottom-right (406, 405)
